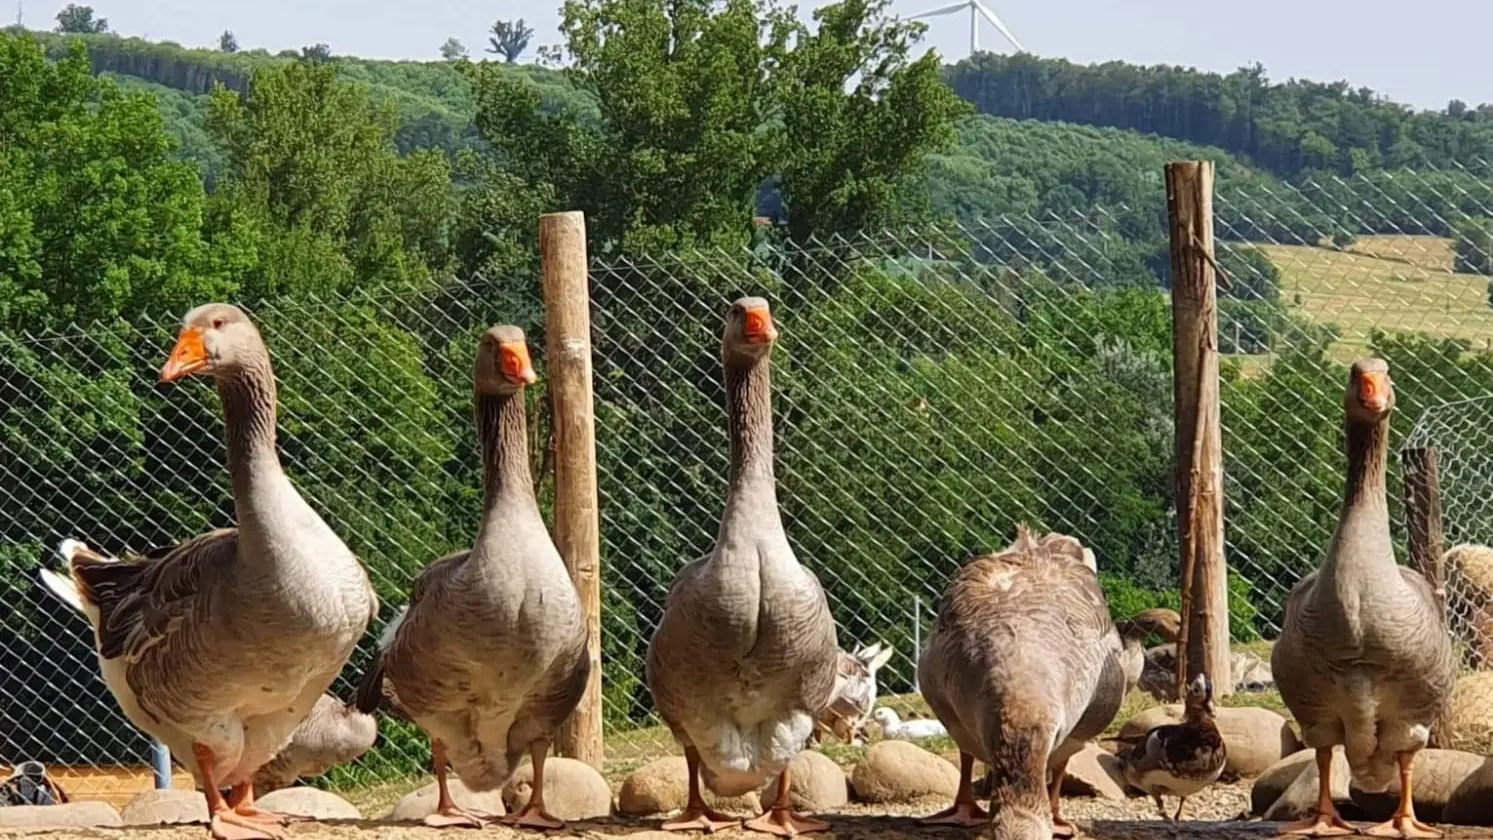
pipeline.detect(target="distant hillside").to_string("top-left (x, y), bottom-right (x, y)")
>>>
top-left (945, 53), bottom-right (1493, 180)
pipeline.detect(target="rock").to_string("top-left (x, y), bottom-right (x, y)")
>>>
top-left (1446, 757), bottom-right (1493, 826)
top-left (1352, 749), bottom-right (1483, 824)
top-left (1119, 704), bottom-right (1300, 778)
top-left (616, 757), bottom-right (762, 816)
top-left (255, 786), bottom-right (362, 820)
top-left (1262, 746), bottom-right (1362, 822)
top-left (849, 740), bottom-right (959, 804)
top-left (1059, 743), bottom-right (1126, 801)
top-left (1449, 672), bottom-right (1493, 752)
top-left (1251, 749), bottom-right (1318, 816)
top-left (120, 789), bottom-right (210, 825)
top-left (386, 776), bottom-right (507, 821)
top-left (502, 757), bottom-right (612, 821)
top-left (755, 751), bottom-right (848, 811)
top-left (0, 801), bottom-right (122, 828)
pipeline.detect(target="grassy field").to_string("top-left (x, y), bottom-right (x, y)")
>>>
top-left (1254, 235), bottom-right (1493, 360)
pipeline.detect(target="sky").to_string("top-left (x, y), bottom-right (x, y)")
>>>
top-left (22, 0), bottom-right (1493, 113)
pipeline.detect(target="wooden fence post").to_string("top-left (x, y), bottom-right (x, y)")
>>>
top-left (1403, 446), bottom-right (1446, 616)
top-left (540, 211), bottom-right (604, 768)
top-left (1166, 161), bottom-right (1232, 699)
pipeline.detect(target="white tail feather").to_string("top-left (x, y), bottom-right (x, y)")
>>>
top-left (377, 605), bottom-right (408, 650)
top-left (38, 568), bottom-right (85, 614)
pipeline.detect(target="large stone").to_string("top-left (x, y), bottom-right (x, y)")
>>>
top-left (849, 740), bottom-right (959, 804)
top-left (1445, 757), bottom-right (1493, 826)
top-left (502, 757), bottom-right (611, 821)
top-left (616, 757), bottom-right (762, 816)
top-left (1059, 743), bottom-right (1126, 801)
top-left (1449, 672), bottom-right (1493, 752)
top-left (1349, 749), bottom-right (1483, 824)
top-left (1119, 704), bottom-right (1300, 778)
top-left (755, 751), bottom-right (848, 812)
top-left (1262, 747), bottom-right (1362, 822)
top-left (386, 776), bottom-right (507, 821)
top-left (0, 801), bottom-right (122, 828)
top-left (120, 789), bottom-right (210, 825)
top-left (1251, 749), bottom-right (1318, 816)
top-left (255, 786), bottom-right (362, 820)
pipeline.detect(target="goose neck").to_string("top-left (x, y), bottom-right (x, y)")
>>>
top-left (1342, 415), bottom-right (1389, 512)
top-left (724, 351), bottom-right (776, 491)
top-left (476, 389), bottom-right (538, 518)
top-left (217, 357), bottom-right (282, 495)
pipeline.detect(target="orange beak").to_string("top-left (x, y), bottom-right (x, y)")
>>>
top-left (160, 327), bottom-right (210, 383)
top-left (743, 306), bottom-right (778, 343)
top-left (500, 341), bottom-right (538, 386)
top-left (1359, 371), bottom-right (1390, 412)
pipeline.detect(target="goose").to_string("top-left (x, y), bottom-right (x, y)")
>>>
top-left (645, 297), bottom-right (840, 837)
top-left (1271, 358), bottom-right (1455, 839)
top-left (1115, 672), bottom-right (1225, 821)
top-left (918, 527), bottom-right (1125, 839)
top-left (365, 326), bottom-right (589, 831)
top-left (56, 303), bottom-right (377, 840)
top-left (872, 708), bottom-right (948, 741)
top-left (37, 557), bottom-right (378, 796)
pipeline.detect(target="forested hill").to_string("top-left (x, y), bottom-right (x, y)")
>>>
top-left (945, 53), bottom-right (1493, 179)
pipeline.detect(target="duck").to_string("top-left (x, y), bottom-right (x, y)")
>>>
top-left (872, 708), bottom-right (948, 741)
top-left (37, 555), bottom-right (377, 796)
top-left (918, 526), bottom-right (1125, 840)
top-left (1271, 358), bottom-right (1455, 839)
top-left (1115, 672), bottom-right (1226, 820)
top-left (55, 303), bottom-right (377, 840)
top-left (645, 297), bottom-right (840, 837)
top-left (367, 326), bottom-right (589, 831)
top-left (812, 643), bottom-right (894, 746)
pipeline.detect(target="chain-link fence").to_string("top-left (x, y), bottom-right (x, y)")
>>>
top-left (4, 161), bottom-right (1493, 806)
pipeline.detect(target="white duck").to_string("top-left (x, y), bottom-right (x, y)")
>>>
top-left (872, 708), bottom-right (948, 741)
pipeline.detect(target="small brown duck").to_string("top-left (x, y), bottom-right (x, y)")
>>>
top-left (1117, 672), bottom-right (1226, 821)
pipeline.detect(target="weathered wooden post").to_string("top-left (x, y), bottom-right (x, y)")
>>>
top-left (1166, 161), bottom-right (1232, 699)
top-left (540, 211), bottom-right (604, 768)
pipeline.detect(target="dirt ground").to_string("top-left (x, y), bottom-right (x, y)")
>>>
top-left (4, 783), bottom-right (1492, 840)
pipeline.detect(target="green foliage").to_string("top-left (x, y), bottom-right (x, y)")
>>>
top-left (946, 53), bottom-right (1493, 179)
top-left (1454, 216), bottom-right (1493, 275)
top-left (0, 33), bottom-right (227, 333)
top-left (219, 31), bottom-right (238, 53)
top-left (439, 37), bottom-right (467, 61)
top-left (201, 60), bottom-right (456, 300)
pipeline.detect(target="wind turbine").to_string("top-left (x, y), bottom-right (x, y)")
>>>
top-left (908, 0), bottom-right (1024, 56)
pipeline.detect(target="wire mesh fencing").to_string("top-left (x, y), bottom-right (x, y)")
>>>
top-left (3, 161), bottom-right (1493, 802)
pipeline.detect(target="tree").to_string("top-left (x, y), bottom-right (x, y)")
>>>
top-left (485, 18), bottom-right (532, 63)
top-left (439, 37), bottom-right (467, 61)
top-left (53, 3), bottom-right (107, 33)
top-left (202, 60), bottom-right (454, 300)
top-left (218, 30), bottom-right (238, 53)
top-left (0, 32), bottom-right (223, 332)
top-left (467, 0), bottom-right (966, 253)
top-left (1455, 216), bottom-right (1493, 275)
top-left (300, 42), bottom-right (332, 63)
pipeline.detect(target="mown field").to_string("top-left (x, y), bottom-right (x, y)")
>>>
top-left (1258, 235), bottom-right (1493, 359)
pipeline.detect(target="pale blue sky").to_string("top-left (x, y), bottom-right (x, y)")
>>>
top-left (22, 0), bottom-right (1490, 112)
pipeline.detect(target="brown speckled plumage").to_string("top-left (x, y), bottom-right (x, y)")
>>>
top-left (378, 326), bottom-right (589, 795)
top-left (645, 298), bottom-right (839, 801)
top-left (63, 303), bottom-right (378, 796)
top-left (1117, 673), bottom-right (1226, 820)
top-left (919, 526), bottom-right (1125, 840)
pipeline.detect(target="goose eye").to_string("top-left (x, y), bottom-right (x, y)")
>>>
top-left (212, 317), bottom-right (225, 329)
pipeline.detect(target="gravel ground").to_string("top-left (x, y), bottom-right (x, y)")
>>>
top-left (2, 783), bottom-right (1488, 840)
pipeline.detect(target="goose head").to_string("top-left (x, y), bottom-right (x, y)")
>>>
top-left (475, 325), bottom-right (538, 394)
top-left (871, 707), bottom-right (900, 730)
top-left (723, 296), bottom-right (778, 362)
top-left (1345, 358), bottom-right (1393, 423)
top-left (159, 303), bottom-right (266, 383)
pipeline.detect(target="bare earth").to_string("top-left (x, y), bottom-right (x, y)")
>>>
top-left (4, 783), bottom-right (1490, 840)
